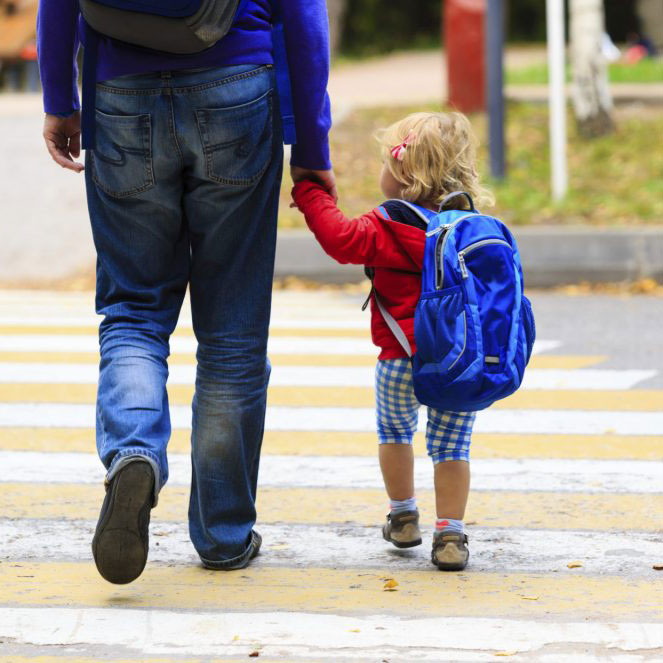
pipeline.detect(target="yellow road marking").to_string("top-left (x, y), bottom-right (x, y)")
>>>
top-left (1, 563), bottom-right (661, 619)
top-left (0, 659), bottom-right (274, 663)
top-left (0, 351), bottom-right (377, 366)
top-left (2, 483), bottom-right (660, 530)
top-left (1, 428), bottom-right (661, 460)
top-left (2, 383), bottom-right (661, 411)
top-left (0, 350), bottom-right (607, 370)
top-left (0, 325), bottom-right (368, 338)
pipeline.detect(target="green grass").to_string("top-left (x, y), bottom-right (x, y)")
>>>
top-left (505, 58), bottom-right (663, 85)
top-left (279, 102), bottom-right (663, 228)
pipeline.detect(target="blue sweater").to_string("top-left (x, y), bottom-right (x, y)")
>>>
top-left (36, 0), bottom-right (332, 169)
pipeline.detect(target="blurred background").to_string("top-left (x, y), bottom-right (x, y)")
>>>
top-left (0, 0), bottom-right (662, 288)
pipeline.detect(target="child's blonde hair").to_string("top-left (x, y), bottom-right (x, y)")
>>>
top-left (377, 112), bottom-right (494, 209)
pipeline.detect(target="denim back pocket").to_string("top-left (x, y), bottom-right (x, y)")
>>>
top-left (195, 89), bottom-right (273, 186)
top-left (91, 110), bottom-right (154, 199)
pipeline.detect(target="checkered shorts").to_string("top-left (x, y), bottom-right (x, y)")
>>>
top-left (375, 358), bottom-right (475, 463)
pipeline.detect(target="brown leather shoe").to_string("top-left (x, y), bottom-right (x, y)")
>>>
top-left (382, 509), bottom-right (422, 548)
top-left (431, 529), bottom-right (469, 571)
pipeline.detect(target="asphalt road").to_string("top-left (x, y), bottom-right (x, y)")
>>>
top-left (0, 287), bottom-right (661, 661)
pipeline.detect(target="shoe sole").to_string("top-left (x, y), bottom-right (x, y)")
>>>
top-left (432, 542), bottom-right (469, 571)
top-left (383, 523), bottom-right (422, 549)
top-left (92, 461), bottom-right (153, 585)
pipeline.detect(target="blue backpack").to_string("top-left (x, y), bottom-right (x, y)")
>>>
top-left (373, 191), bottom-right (536, 412)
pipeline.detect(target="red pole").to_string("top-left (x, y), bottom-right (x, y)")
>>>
top-left (445, 0), bottom-right (486, 112)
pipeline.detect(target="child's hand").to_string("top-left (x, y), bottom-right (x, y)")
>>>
top-left (291, 166), bottom-right (338, 203)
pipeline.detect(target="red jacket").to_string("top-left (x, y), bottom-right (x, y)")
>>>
top-left (292, 180), bottom-right (426, 360)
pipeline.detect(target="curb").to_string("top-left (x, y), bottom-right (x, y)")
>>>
top-left (275, 227), bottom-right (663, 287)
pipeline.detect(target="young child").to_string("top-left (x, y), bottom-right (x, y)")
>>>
top-left (291, 111), bottom-right (494, 571)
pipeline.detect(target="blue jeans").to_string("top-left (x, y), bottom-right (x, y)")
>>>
top-left (85, 64), bottom-right (283, 568)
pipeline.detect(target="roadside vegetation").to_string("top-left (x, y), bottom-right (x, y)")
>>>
top-left (280, 102), bottom-right (663, 228)
top-left (506, 58), bottom-right (663, 85)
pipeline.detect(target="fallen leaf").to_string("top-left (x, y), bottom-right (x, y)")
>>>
top-left (567, 561), bottom-right (583, 569)
top-left (653, 564), bottom-right (663, 571)
top-left (521, 595), bottom-right (539, 601)
top-left (383, 579), bottom-right (399, 591)
top-left (249, 652), bottom-right (260, 658)
top-left (494, 652), bottom-right (518, 657)
top-left (232, 635), bottom-right (239, 642)
top-left (349, 629), bottom-right (360, 633)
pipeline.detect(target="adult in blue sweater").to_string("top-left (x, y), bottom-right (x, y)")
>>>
top-left (38, 0), bottom-right (334, 584)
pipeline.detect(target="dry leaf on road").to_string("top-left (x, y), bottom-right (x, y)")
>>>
top-left (383, 579), bottom-right (399, 591)
top-left (567, 561), bottom-right (583, 569)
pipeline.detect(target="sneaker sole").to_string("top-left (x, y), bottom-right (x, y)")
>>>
top-left (432, 543), bottom-right (469, 571)
top-left (92, 461), bottom-right (153, 585)
top-left (383, 523), bottom-right (422, 549)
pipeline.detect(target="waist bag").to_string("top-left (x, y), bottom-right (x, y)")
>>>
top-left (371, 191), bottom-right (536, 412)
top-left (80, 0), bottom-right (295, 149)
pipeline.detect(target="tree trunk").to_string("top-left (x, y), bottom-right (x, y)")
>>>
top-left (326, 0), bottom-right (347, 58)
top-left (569, 0), bottom-right (615, 138)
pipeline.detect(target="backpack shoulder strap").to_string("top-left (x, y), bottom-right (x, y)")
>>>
top-left (362, 268), bottom-right (412, 357)
top-left (383, 199), bottom-right (434, 226)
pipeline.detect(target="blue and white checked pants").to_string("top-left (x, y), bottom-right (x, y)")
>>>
top-left (375, 358), bottom-right (475, 463)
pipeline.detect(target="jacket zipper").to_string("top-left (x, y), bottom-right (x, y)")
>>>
top-left (457, 238), bottom-right (511, 280)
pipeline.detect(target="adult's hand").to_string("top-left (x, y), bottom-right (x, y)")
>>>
top-left (291, 166), bottom-right (338, 203)
top-left (43, 112), bottom-right (84, 173)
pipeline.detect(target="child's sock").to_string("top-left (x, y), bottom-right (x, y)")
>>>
top-left (436, 518), bottom-right (464, 534)
top-left (390, 496), bottom-right (417, 514)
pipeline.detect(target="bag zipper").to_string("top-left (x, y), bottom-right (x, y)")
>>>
top-left (457, 238), bottom-right (511, 280)
top-left (429, 212), bottom-right (478, 289)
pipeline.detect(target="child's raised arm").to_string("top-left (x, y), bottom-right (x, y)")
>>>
top-left (292, 180), bottom-right (422, 271)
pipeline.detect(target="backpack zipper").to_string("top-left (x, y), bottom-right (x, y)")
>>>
top-left (457, 239), bottom-right (512, 279)
top-left (432, 213), bottom-right (478, 289)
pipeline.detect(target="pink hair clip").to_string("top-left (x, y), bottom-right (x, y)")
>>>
top-left (390, 132), bottom-right (416, 161)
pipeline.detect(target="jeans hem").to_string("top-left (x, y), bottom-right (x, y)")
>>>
top-left (199, 531), bottom-right (259, 570)
top-left (106, 450), bottom-right (162, 506)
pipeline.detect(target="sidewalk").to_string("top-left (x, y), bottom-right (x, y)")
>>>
top-left (329, 48), bottom-right (663, 111)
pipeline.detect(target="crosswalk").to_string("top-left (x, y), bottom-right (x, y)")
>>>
top-left (0, 288), bottom-right (662, 662)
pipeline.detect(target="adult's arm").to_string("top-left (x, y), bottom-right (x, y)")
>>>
top-left (280, 0), bottom-right (332, 171)
top-left (37, 0), bottom-right (81, 115)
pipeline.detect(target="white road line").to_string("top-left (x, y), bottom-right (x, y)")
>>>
top-left (0, 334), bottom-right (560, 357)
top-left (1, 519), bottom-right (661, 575)
top-left (0, 608), bottom-right (660, 660)
top-left (0, 362), bottom-right (655, 390)
top-left (0, 334), bottom-right (377, 355)
top-left (1, 403), bottom-right (662, 435)
top-left (1, 451), bottom-right (662, 493)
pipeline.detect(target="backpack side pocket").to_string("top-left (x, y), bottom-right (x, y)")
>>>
top-left (415, 285), bottom-right (469, 372)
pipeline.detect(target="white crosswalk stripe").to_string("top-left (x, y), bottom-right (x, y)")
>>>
top-left (0, 361), bottom-right (654, 389)
top-left (1, 402), bottom-right (662, 434)
top-left (2, 451), bottom-right (662, 493)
